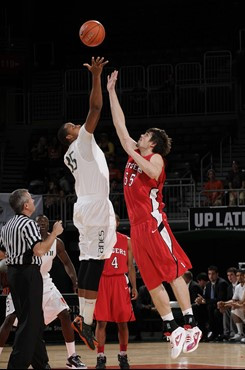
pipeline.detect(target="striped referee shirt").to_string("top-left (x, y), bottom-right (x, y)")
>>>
top-left (0, 214), bottom-right (42, 265)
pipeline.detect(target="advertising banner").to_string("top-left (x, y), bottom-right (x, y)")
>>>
top-left (189, 207), bottom-right (245, 230)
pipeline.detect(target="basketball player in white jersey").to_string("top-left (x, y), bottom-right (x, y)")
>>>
top-left (57, 56), bottom-right (117, 351)
top-left (0, 215), bottom-right (86, 369)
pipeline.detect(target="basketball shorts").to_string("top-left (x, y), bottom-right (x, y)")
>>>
top-left (73, 195), bottom-right (117, 260)
top-left (6, 286), bottom-right (69, 326)
top-left (130, 213), bottom-right (192, 291)
top-left (94, 274), bottom-right (135, 323)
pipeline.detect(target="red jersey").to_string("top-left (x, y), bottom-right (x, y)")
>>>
top-left (124, 151), bottom-right (165, 225)
top-left (102, 232), bottom-right (129, 276)
top-left (94, 231), bottom-right (135, 322)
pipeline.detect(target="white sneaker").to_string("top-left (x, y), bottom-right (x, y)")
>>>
top-left (230, 333), bottom-right (243, 342)
top-left (183, 326), bottom-right (202, 353)
top-left (166, 327), bottom-right (187, 359)
top-left (241, 337), bottom-right (245, 343)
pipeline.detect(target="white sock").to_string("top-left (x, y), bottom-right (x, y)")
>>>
top-left (0, 347), bottom-right (3, 356)
top-left (120, 351), bottom-right (127, 356)
top-left (65, 342), bottom-right (76, 358)
top-left (97, 352), bottom-right (105, 357)
top-left (236, 323), bottom-right (243, 335)
top-left (161, 313), bottom-right (174, 321)
top-left (79, 297), bottom-right (85, 317)
top-left (84, 298), bottom-right (96, 325)
top-left (182, 308), bottom-right (193, 316)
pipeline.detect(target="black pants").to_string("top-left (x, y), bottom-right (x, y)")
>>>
top-left (7, 264), bottom-right (49, 369)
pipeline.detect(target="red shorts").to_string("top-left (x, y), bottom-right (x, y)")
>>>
top-left (131, 213), bottom-right (192, 291)
top-left (94, 274), bottom-right (135, 323)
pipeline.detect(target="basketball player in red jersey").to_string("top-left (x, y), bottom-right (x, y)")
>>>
top-left (94, 214), bottom-right (138, 369)
top-left (106, 70), bottom-right (202, 360)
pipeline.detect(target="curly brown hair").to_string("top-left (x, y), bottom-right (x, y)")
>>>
top-left (146, 128), bottom-right (172, 157)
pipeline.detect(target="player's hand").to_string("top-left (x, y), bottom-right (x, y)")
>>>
top-left (131, 287), bottom-right (138, 301)
top-left (83, 56), bottom-right (109, 76)
top-left (52, 220), bottom-right (63, 236)
top-left (107, 70), bottom-right (118, 91)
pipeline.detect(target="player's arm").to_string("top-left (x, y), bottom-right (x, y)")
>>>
top-left (129, 151), bottom-right (163, 180)
top-left (56, 238), bottom-right (78, 293)
top-left (83, 56), bottom-right (109, 134)
top-left (0, 250), bottom-right (6, 259)
top-left (107, 70), bottom-right (137, 153)
top-left (127, 238), bottom-right (138, 301)
top-left (33, 221), bottom-right (63, 257)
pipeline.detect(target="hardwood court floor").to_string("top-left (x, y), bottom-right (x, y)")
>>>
top-left (1, 341), bottom-right (245, 369)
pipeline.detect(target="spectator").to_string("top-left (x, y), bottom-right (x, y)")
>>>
top-left (195, 271), bottom-right (209, 340)
top-left (226, 160), bottom-right (245, 206)
top-left (203, 169), bottom-right (224, 206)
top-left (217, 269), bottom-right (245, 342)
top-left (217, 267), bottom-right (238, 341)
top-left (97, 133), bottom-right (115, 162)
top-left (195, 265), bottom-right (228, 341)
top-left (196, 272), bottom-right (209, 294)
top-left (183, 271), bottom-right (207, 341)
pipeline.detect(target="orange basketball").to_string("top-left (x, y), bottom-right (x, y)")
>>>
top-left (79, 20), bottom-right (105, 47)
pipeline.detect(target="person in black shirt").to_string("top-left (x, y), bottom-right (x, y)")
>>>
top-left (0, 189), bottom-right (63, 369)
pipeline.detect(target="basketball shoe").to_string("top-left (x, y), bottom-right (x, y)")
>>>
top-left (164, 326), bottom-right (187, 359)
top-left (95, 355), bottom-right (106, 369)
top-left (183, 326), bottom-right (202, 353)
top-left (66, 354), bottom-right (87, 369)
top-left (118, 354), bottom-right (130, 369)
top-left (72, 315), bottom-right (98, 350)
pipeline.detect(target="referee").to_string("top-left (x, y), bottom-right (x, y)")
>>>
top-left (0, 189), bottom-right (63, 369)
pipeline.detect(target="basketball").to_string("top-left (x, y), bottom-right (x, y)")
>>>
top-left (79, 20), bottom-right (105, 47)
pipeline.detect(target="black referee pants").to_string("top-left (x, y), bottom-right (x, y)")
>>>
top-left (7, 264), bottom-right (49, 369)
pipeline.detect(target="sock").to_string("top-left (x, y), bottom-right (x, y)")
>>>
top-left (236, 323), bottom-right (243, 335)
top-left (183, 314), bottom-right (196, 328)
top-left (182, 308), bottom-right (193, 316)
top-left (161, 313), bottom-right (174, 321)
top-left (120, 344), bottom-right (127, 352)
top-left (65, 342), bottom-right (76, 358)
top-left (79, 297), bottom-right (85, 317)
top-left (97, 352), bottom-right (105, 358)
top-left (97, 346), bottom-right (104, 354)
top-left (119, 351), bottom-right (127, 356)
top-left (0, 347), bottom-right (3, 356)
top-left (84, 298), bottom-right (96, 325)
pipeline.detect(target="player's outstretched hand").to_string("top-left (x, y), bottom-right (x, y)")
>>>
top-left (83, 56), bottom-right (109, 76)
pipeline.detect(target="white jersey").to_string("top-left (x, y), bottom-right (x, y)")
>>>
top-left (64, 125), bottom-right (110, 198)
top-left (41, 239), bottom-right (57, 293)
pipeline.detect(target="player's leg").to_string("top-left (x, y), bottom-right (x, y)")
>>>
top-left (95, 321), bottom-right (107, 369)
top-left (72, 259), bottom-right (105, 350)
top-left (117, 322), bottom-right (130, 369)
top-left (149, 283), bottom-right (186, 359)
top-left (170, 276), bottom-right (202, 353)
top-left (57, 309), bottom-right (87, 369)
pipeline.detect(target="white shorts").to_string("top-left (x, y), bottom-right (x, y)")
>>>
top-left (73, 196), bottom-right (117, 260)
top-left (6, 286), bottom-right (69, 326)
top-left (232, 308), bottom-right (245, 323)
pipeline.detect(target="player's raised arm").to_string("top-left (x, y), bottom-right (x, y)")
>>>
top-left (83, 56), bottom-right (108, 134)
top-left (107, 70), bottom-right (137, 154)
